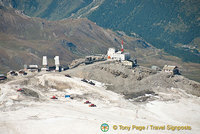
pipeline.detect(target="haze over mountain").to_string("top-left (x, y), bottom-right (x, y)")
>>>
top-left (1, 0), bottom-right (199, 63)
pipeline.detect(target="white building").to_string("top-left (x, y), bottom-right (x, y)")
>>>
top-left (27, 65), bottom-right (39, 72)
top-left (107, 48), bottom-right (116, 58)
top-left (54, 56), bottom-right (60, 71)
top-left (122, 60), bottom-right (133, 67)
top-left (41, 56), bottom-right (49, 71)
top-left (42, 56), bottom-right (48, 66)
top-left (107, 48), bottom-right (130, 61)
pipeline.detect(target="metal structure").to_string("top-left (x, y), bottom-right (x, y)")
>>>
top-left (121, 40), bottom-right (124, 52)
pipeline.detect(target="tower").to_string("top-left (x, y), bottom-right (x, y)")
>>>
top-left (42, 56), bottom-right (47, 67)
top-left (121, 40), bottom-right (124, 52)
top-left (41, 56), bottom-right (48, 71)
top-left (54, 56), bottom-right (60, 71)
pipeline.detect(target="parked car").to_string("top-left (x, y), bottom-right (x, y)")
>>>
top-left (0, 74), bottom-right (7, 80)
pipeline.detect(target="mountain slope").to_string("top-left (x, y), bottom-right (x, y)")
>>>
top-left (0, 0), bottom-right (102, 20)
top-left (88, 0), bottom-right (200, 63)
top-left (0, 72), bottom-right (200, 134)
top-left (0, 5), bottom-right (199, 82)
top-left (0, 65), bottom-right (200, 134)
top-left (3, 0), bottom-right (199, 63)
top-left (0, 5), bottom-right (157, 72)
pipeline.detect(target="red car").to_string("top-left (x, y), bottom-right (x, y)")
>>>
top-left (17, 88), bottom-right (23, 92)
top-left (51, 96), bottom-right (58, 99)
top-left (84, 101), bottom-right (91, 104)
top-left (89, 104), bottom-right (96, 107)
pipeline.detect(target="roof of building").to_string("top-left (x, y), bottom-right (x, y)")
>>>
top-left (108, 48), bottom-right (115, 50)
top-left (0, 74), bottom-right (5, 77)
top-left (28, 65), bottom-right (38, 69)
top-left (163, 65), bottom-right (178, 70)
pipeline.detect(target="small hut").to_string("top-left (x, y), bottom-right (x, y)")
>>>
top-left (163, 65), bottom-right (180, 75)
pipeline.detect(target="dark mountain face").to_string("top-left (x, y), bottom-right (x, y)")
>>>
top-left (88, 0), bottom-right (200, 63)
top-left (0, 0), bottom-right (93, 20)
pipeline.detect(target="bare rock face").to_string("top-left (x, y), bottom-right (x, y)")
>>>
top-left (20, 88), bottom-right (39, 98)
top-left (99, 66), bottom-right (129, 78)
top-left (63, 60), bottom-right (200, 102)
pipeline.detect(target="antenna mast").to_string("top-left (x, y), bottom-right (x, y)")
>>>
top-left (121, 40), bottom-right (124, 52)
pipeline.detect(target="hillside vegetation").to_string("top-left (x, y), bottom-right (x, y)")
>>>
top-left (88, 0), bottom-right (200, 63)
